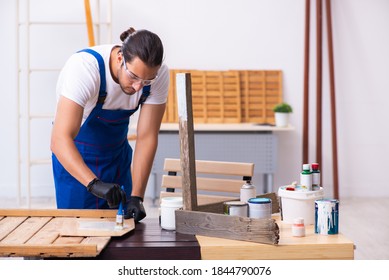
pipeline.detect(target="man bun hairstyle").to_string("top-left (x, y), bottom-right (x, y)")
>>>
top-left (120, 27), bottom-right (164, 68)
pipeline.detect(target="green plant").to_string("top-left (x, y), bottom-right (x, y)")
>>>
top-left (273, 102), bottom-right (293, 113)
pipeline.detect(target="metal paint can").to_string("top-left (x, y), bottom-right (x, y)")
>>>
top-left (315, 198), bottom-right (339, 235)
top-left (223, 201), bottom-right (248, 217)
top-left (248, 197), bottom-right (272, 219)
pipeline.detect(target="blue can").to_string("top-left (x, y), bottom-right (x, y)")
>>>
top-left (315, 199), bottom-right (339, 235)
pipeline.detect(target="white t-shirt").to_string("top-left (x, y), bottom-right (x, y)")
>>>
top-left (56, 44), bottom-right (169, 123)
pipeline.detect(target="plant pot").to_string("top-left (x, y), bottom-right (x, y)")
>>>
top-left (274, 112), bottom-right (290, 127)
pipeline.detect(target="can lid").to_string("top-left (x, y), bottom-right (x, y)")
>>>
top-left (294, 217), bottom-right (304, 225)
top-left (160, 197), bottom-right (183, 207)
top-left (302, 163), bottom-right (311, 170)
top-left (248, 197), bottom-right (271, 204)
top-left (315, 198), bottom-right (339, 204)
top-left (224, 201), bottom-right (248, 207)
top-left (241, 182), bottom-right (255, 189)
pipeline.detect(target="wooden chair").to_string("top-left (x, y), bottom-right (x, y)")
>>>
top-left (160, 158), bottom-right (254, 208)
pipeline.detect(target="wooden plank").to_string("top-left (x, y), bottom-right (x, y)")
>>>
top-left (0, 209), bottom-right (117, 218)
top-left (164, 158), bottom-right (254, 177)
top-left (0, 216), bottom-right (28, 241)
top-left (176, 72), bottom-right (198, 211)
top-left (0, 244), bottom-right (98, 258)
top-left (162, 175), bottom-right (244, 193)
top-left (160, 192), bottom-right (238, 209)
top-left (175, 210), bottom-right (279, 245)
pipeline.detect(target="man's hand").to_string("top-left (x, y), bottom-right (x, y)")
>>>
top-left (125, 196), bottom-right (146, 222)
top-left (87, 178), bottom-right (126, 208)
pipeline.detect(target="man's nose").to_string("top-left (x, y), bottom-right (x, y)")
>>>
top-left (132, 82), bottom-right (143, 92)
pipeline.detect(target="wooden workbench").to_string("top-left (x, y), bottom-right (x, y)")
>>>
top-left (196, 214), bottom-right (354, 260)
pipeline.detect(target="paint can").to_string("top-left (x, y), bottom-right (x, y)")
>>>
top-left (223, 201), bottom-right (248, 217)
top-left (160, 197), bottom-right (183, 230)
top-left (248, 197), bottom-right (272, 219)
top-left (315, 198), bottom-right (339, 235)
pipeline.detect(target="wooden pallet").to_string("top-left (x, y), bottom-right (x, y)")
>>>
top-left (0, 209), bottom-right (134, 258)
top-left (163, 69), bottom-right (282, 124)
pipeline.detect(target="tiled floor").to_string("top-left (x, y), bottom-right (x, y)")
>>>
top-left (1, 196), bottom-right (388, 260)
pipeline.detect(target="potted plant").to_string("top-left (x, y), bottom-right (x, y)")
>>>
top-left (273, 102), bottom-right (292, 127)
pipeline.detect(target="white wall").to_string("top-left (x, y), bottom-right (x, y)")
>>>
top-left (1, 0), bottom-right (388, 203)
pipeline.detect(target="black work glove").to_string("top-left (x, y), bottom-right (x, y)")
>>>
top-left (124, 196), bottom-right (146, 222)
top-left (87, 178), bottom-right (126, 208)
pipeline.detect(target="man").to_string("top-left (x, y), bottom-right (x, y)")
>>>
top-left (51, 27), bottom-right (168, 222)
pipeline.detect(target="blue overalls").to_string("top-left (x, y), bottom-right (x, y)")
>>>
top-left (52, 49), bottom-right (150, 209)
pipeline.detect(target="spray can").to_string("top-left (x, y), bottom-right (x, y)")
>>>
top-left (311, 163), bottom-right (321, 190)
top-left (240, 181), bottom-right (256, 202)
top-left (300, 163), bottom-right (312, 190)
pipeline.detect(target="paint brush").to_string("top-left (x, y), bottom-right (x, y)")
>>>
top-left (115, 186), bottom-right (125, 230)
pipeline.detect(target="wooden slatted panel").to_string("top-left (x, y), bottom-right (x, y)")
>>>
top-left (162, 69), bottom-right (180, 123)
top-left (264, 71), bottom-right (283, 122)
top-left (191, 70), bottom-right (208, 123)
top-left (0, 209), bottom-right (130, 258)
top-left (163, 70), bottom-right (242, 123)
top-left (163, 69), bottom-right (282, 124)
top-left (240, 70), bottom-right (283, 124)
top-left (163, 158), bottom-right (254, 177)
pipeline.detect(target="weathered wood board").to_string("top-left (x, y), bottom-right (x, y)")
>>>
top-left (174, 72), bottom-right (280, 245)
top-left (176, 210), bottom-right (279, 245)
top-left (0, 209), bottom-right (134, 258)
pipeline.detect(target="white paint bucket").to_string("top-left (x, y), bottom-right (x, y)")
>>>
top-left (278, 186), bottom-right (324, 225)
top-left (160, 197), bottom-right (183, 230)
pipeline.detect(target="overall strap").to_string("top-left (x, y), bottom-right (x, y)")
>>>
top-left (138, 85), bottom-right (151, 107)
top-left (77, 49), bottom-right (107, 104)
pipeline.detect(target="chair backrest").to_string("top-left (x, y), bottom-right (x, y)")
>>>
top-left (161, 158), bottom-right (254, 197)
